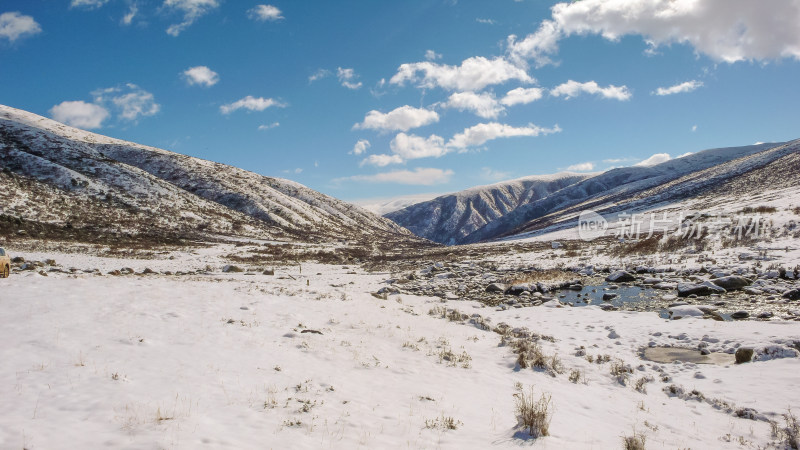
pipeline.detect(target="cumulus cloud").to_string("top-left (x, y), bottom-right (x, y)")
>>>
top-left (163, 0), bottom-right (219, 36)
top-left (550, 80), bottom-right (631, 100)
top-left (390, 133), bottom-right (447, 160)
top-left (92, 84), bottom-right (160, 121)
top-left (565, 162), bottom-right (595, 172)
top-left (350, 139), bottom-right (370, 155)
top-left (501, 87), bottom-right (544, 106)
top-left (0, 12), bottom-right (42, 43)
top-left (308, 69), bottom-right (331, 83)
top-left (220, 96), bottom-right (286, 114)
top-left (339, 168), bottom-right (454, 185)
top-left (353, 105), bottom-right (439, 132)
top-left (182, 66), bottom-right (219, 87)
top-left (258, 122), bottom-right (279, 130)
top-left (518, 0), bottom-right (800, 65)
top-left (635, 153), bottom-right (671, 167)
top-left (390, 56), bottom-right (533, 92)
top-left (447, 122), bottom-right (561, 149)
top-left (507, 19), bottom-right (562, 67)
top-left (248, 4), bottom-right (283, 21)
top-left (425, 49), bottom-right (442, 61)
top-left (442, 91), bottom-right (504, 119)
top-left (121, 3), bottom-right (138, 25)
top-left (654, 80), bottom-right (703, 96)
top-left (71, 0), bottom-right (110, 8)
top-left (359, 154), bottom-right (404, 167)
top-left (337, 67), bottom-right (362, 90)
top-left (49, 101), bottom-right (110, 129)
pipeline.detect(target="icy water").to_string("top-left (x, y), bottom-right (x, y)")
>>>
top-left (642, 347), bottom-right (734, 365)
top-left (554, 283), bottom-right (734, 321)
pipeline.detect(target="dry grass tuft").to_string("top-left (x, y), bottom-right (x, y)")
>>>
top-left (514, 387), bottom-right (553, 438)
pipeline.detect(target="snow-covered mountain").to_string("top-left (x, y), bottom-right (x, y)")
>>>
top-left (385, 173), bottom-right (592, 245)
top-left (0, 104), bottom-right (412, 243)
top-left (387, 141), bottom-right (796, 245)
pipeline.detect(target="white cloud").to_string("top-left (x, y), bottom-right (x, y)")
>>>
top-left (354, 105), bottom-right (439, 132)
top-left (182, 66), bottom-right (219, 87)
top-left (220, 96), bottom-right (286, 114)
top-left (390, 56), bottom-right (533, 92)
top-left (480, 167), bottom-right (511, 181)
top-left (350, 139), bottom-right (370, 155)
top-left (248, 4), bottom-right (283, 21)
top-left (501, 87), bottom-right (544, 106)
top-left (121, 3), bottom-right (138, 25)
top-left (339, 168), bottom-right (454, 185)
top-left (71, 0), bottom-right (110, 8)
top-left (635, 153), bottom-right (671, 167)
top-left (677, 151), bottom-right (694, 158)
top-left (283, 168), bottom-right (303, 174)
top-left (565, 162), bottom-right (595, 172)
top-left (308, 69), bottom-right (331, 83)
top-left (654, 80), bottom-right (703, 96)
top-left (550, 80), bottom-right (631, 100)
top-left (442, 91), bottom-right (504, 119)
top-left (258, 122), bottom-right (279, 130)
top-left (691, 125), bottom-right (698, 132)
top-left (476, 18), bottom-right (496, 25)
top-left (0, 12), bottom-right (42, 43)
top-left (337, 67), bottom-right (362, 90)
top-left (163, 0), bottom-right (219, 36)
top-left (390, 133), bottom-right (447, 160)
top-left (546, 0), bottom-right (800, 63)
top-left (425, 50), bottom-right (442, 61)
top-left (49, 101), bottom-right (110, 129)
top-left (506, 19), bottom-right (562, 67)
top-left (359, 154), bottom-right (404, 167)
top-left (92, 84), bottom-right (160, 121)
top-left (447, 122), bottom-right (561, 149)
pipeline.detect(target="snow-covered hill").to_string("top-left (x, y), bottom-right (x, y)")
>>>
top-left (0, 104), bottom-right (412, 243)
top-left (388, 141), bottom-right (795, 245)
top-left (385, 173), bottom-right (591, 245)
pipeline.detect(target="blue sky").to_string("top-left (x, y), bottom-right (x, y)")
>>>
top-left (2, 1), bottom-right (799, 203)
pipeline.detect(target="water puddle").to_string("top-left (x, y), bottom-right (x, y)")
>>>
top-left (642, 346), bottom-right (733, 365)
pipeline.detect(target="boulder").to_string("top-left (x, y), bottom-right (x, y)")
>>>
top-left (677, 282), bottom-right (725, 297)
top-left (710, 276), bottom-right (751, 291)
top-left (222, 265), bottom-right (244, 273)
top-left (602, 293), bottom-right (618, 301)
top-left (606, 270), bottom-right (636, 283)
top-left (782, 289), bottom-right (800, 300)
top-left (735, 347), bottom-right (754, 364)
top-left (263, 269), bottom-right (275, 276)
top-left (485, 283), bottom-right (506, 293)
top-left (505, 284), bottom-right (531, 296)
top-left (730, 311), bottom-right (750, 320)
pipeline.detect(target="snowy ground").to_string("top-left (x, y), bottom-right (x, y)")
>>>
top-left (2, 245), bottom-right (800, 449)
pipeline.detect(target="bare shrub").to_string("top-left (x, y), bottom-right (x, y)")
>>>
top-left (514, 387), bottom-right (553, 438)
top-left (425, 415), bottom-right (461, 430)
top-left (772, 409), bottom-right (799, 449)
top-left (623, 431), bottom-right (646, 450)
top-left (610, 359), bottom-right (633, 385)
top-left (568, 369), bottom-right (583, 384)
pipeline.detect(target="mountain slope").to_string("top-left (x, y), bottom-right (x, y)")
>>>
top-left (480, 140), bottom-right (799, 243)
top-left (385, 173), bottom-right (591, 245)
top-left (0, 104), bottom-right (412, 244)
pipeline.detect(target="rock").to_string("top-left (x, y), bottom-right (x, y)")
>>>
top-left (731, 311), bottom-right (750, 320)
top-left (107, 270), bottom-right (121, 276)
top-left (606, 270), bottom-right (636, 283)
top-left (710, 276), bottom-right (751, 291)
top-left (142, 268), bottom-right (156, 274)
top-left (223, 265), bottom-right (244, 273)
top-left (551, 241), bottom-right (562, 249)
top-left (735, 347), bottom-right (754, 364)
top-left (744, 287), bottom-right (763, 295)
top-left (677, 282), bottom-right (725, 297)
top-left (603, 293), bottom-right (618, 301)
top-left (300, 329), bottom-right (323, 335)
top-left (567, 284), bottom-right (583, 291)
top-left (783, 289), bottom-right (800, 300)
top-left (505, 284), bottom-right (531, 296)
top-left (11, 256), bottom-right (24, 263)
top-left (654, 282), bottom-right (677, 290)
top-left (263, 269), bottom-right (275, 275)
top-left (642, 277), bottom-right (661, 285)
top-left (485, 283), bottom-right (506, 293)
top-left (757, 311), bottom-right (774, 319)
